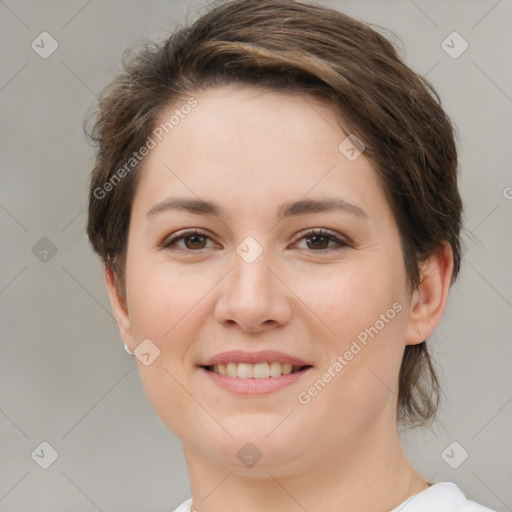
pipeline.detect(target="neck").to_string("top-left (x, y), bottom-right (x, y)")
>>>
top-left (182, 420), bottom-right (428, 512)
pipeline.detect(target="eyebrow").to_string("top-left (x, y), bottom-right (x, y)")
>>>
top-left (146, 197), bottom-right (368, 220)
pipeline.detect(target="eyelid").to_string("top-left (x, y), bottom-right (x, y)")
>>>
top-left (158, 228), bottom-right (215, 251)
top-left (292, 228), bottom-right (350, 250)
top-left (159, 227), bottom-right (351, 252)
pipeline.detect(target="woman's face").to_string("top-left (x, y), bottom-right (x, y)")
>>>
top-left (111, 84), bottom-right (422, 473)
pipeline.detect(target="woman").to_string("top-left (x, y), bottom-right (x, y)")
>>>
top-left (86, 1), bottom-right (497, 510)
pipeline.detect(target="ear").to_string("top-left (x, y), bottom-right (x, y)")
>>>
top-left (405, 242), bottom-right (454, 346)
top-left (104, 265), bottom-right (134, 351)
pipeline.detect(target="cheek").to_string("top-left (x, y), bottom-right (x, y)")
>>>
top-left (126, 253), bottom-right (203, 340)
top-left (124, 256), bottom-right (216, 435)
top-left (136, 361), bottom-right (199, 443)
top-left (301, 255), bottom-right (405, 343)
top-left (301, 254), bottom-right (407, 402)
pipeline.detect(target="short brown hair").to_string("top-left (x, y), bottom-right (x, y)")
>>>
top-left (86, 0), bottom-right (463, 428)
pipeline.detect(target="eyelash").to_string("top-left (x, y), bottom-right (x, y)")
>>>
top-left (158, 228), bottom-right (350, 253)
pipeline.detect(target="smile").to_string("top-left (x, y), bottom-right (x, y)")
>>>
top-left (204, 362), bottom-right (309, 378)
top-left (199, 350), bottom-right (313, 394)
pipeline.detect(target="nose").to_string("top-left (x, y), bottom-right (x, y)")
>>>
top-left (213, 247), bottom-right (293, 333)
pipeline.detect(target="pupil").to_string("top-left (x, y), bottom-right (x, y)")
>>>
top-left (309, 235), bottom-right (328, 249)
top-left (187, 235), bottom-right (205, 249)
top-left (184, 234), bottom-right (329, 250)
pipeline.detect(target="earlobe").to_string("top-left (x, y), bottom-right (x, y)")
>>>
top-left (405, 243), bottom-right (454, 346)
top-left (104, 265), bottom-right (134, 351)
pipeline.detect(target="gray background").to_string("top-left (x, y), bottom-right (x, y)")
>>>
top-left (0, 0), bottom-right (511, 511)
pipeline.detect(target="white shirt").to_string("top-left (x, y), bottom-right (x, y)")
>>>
top-left (171, 482), bottom-right (497, 511)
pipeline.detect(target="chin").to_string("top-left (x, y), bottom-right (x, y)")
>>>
top-left (196, 415), bottom-right (308, 466)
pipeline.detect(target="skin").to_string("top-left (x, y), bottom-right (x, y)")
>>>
top-left (105, 84), bottom-right (454, 512)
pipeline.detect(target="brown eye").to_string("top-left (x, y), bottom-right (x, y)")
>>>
top-left (160, 230), bottom-right (215, 251)
top-left (306, 234), bottom-right (330, 250)
top-left (295, 229), bottom-right (349, 252)
top-left (182, 234), bottom-right (208, 250)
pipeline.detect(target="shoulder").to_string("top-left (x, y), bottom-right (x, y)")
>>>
top-left (170, 497), bottom-right (193, 512)
top-left (390, 482), bottom-right (497, 512)
top-left (173, 486), bottom-right (497, 512)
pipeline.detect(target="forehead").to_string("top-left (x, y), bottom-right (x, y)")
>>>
top-left (131, 84), bottom-right (389, 223)
top-left (150, 84), bottom-right (347, 165)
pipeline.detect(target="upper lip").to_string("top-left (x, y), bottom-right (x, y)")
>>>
top-left (200, 350), bottom-right (312, 367)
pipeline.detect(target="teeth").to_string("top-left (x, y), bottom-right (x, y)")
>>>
top-left (269, 361), bottom-right (282, 377)
top-left (281, 363), bottom-right (293, 375)
top-left (253, 362), bottom-right (270, 379)
top-left (226, 362), bottom-right (237, 377)
top-left (211, 362), bottom-right (303, 378)
top-left (237, 363), bottom-right (253, 379)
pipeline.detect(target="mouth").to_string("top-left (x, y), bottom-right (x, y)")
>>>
top-left (198, 350), bottom-right (313, 393)
top-left (202, 362), bottom-right (312, 379)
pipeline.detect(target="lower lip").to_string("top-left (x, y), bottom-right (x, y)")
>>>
top-left (200, 367), bottom-right (312, 395)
